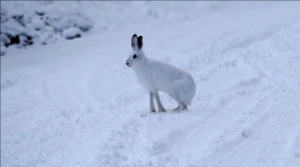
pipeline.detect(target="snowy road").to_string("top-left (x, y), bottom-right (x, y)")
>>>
top-left (1, 2), bottom-right (300, 167)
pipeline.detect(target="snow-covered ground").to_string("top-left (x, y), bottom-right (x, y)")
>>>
top-left (1, 1), bottom-right (300, 167)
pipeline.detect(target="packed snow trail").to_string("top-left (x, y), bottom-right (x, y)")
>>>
top-left (1, 2), bottom-right (300, 167)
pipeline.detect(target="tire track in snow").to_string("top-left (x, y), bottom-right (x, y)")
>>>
top-left (166, 83), bottom-right (273, 166)
top-left (284, 127), bottom-right (300, 167)
top-left (198, 90), bottom-right (300, 167)
top-left (193, 22), bottom-right (300, 166)
top-left (2, 57), bottom-right (135, 166)
top-left (192, 88), bottom-right (281, 166)
top-left (179, 17), bottom-right (297, 166)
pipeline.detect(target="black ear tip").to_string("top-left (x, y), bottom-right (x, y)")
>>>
top-left (132, 34), bottom-right (137, 38)
top-left (138, 36), bottom-right (143, 39)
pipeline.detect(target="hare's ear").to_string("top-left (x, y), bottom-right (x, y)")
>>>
top-left (137, 36), bottom-right (143, 50)
top-left (131, 34), bottom-right (138, 50)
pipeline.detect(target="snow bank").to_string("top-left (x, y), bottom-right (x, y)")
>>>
top-left (0, 1), bottom-right (94, 55)
top-left (0, 1), bottom-right (227, 56)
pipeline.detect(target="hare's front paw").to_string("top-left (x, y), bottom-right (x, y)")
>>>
top-left (150, 109), bottom-right (156, 113)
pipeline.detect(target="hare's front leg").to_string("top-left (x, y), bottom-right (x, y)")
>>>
top-left (153, 91), bottom-right (166, 112)
top-left (149, 92), bottom-right (156, 112)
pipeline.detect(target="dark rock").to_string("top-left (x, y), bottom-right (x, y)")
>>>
top-left (10, 35), bottom-right (20, 45)
top-left (66, 33), bottom-right (81, 40)
top-left (35, 10), bottom-right (45, 16)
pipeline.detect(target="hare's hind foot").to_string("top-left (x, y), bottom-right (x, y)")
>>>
top-left (172, 105), bottom-right (180, 111)
top-left (180, 103), bottom-right (188, 111)
top-left (172, 103), bottom-right (188, 112)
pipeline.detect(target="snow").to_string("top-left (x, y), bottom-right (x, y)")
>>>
top-left (62, 27), bottom-right (81, 40)
top-left (0, 44), bottom-right (6, 56)
top-left (1, 1), bottom-right (300, 167)
top-left (31, 17), bottom-right (45, 31)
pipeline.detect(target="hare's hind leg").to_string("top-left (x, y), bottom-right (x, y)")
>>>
top-left (169, 92), bottom-right (188, 112)
top-left (178, 101), bottom-right (188, 111)
top-left (169, 80), bottom-right (189, 112)
top-left (171, 100), bottom-right (187, 112)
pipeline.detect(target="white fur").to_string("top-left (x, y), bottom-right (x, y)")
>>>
top-left (126, 34), bottom-right (196, 112)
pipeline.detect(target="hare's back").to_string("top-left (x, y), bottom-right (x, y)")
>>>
top-left (149, 59), bottom-right (190, 83)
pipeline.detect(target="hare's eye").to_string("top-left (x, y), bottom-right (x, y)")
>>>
top-left (133, 55), bottom-right (137, 59)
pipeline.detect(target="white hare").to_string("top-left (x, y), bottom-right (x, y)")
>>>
top-left (126, 34), bottom-right (196, 112)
